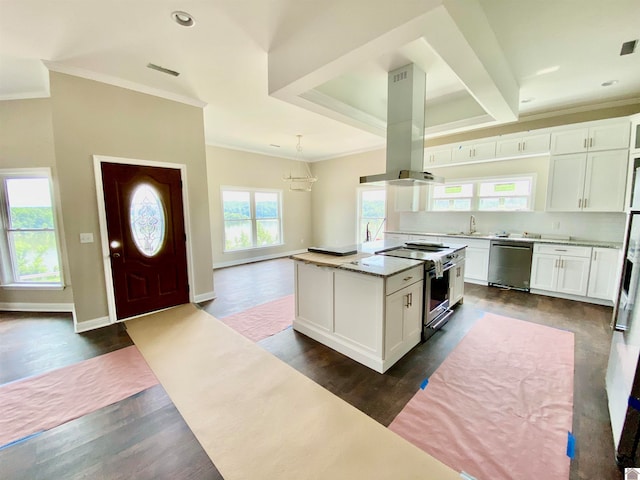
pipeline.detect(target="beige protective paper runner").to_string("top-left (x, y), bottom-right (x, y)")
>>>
top-left (126, 304), bottom-right (459, 480)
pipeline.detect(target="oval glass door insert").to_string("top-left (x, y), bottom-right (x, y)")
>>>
top-left (129, 184), bottom-right (166, 257)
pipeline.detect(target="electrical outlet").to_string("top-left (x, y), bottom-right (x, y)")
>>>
top-left (80, 233), bottom-right (94, 243)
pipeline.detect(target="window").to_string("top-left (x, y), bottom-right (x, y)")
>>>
top-left (358, 188), bottom-right (386, 243)
top-left (0, 170), bottom-right (63, 285)
top-left (222, 187), bottom-right (282, 251)
top-left (477, 178), bottom-right (532, 211)
top-left (431, 183), bottom-right (474, 211)
top-left (429, 175), bottom-right (534, 212)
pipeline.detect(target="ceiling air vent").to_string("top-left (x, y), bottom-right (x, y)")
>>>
top-left (620, 40), bottom-right (637, 56)
top-left (147, 63), bottom-right (180, 77)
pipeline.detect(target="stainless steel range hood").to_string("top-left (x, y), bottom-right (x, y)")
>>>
top-left (360, 63), bottom-right (444, 186)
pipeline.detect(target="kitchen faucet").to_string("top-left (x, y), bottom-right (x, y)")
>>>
top-left (469, 215), bottom-right (476, 234)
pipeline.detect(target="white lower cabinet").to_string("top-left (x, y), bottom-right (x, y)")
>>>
top-left (295, 261), bottom-right (334, 331)
top-left (438, 237), bottom-right (489, 284)
top-left (530, 244), bottom-right (592, 296)
top-left (294, 261), bottom-right (424, 373)
top-left (588, 247), bottom-right (622, 301)
top-left (384, 280), bottom-right (423, 361)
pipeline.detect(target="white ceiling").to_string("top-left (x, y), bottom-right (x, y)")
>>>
top-left (0, 0), bottom-right (638, 161)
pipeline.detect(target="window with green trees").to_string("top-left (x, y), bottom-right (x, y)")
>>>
top-left (0, 172), bottom-right (62, 285)
top-left (222, 188), bottom-right (282, 251)
top-left (358, 188), bottom-right (386, 243)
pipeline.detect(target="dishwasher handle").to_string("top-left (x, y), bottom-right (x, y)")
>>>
top-left (491, 244), bottom-right (531, 250)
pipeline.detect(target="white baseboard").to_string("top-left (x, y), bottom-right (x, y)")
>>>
top-left (74, 315), bottom-right (111, 333)
top-left (0, 302), bottom-right (74, 313)
top-left (529, 289), bottom-right (613, 307)
top-left (194, 291), bottom-right (216, 303)
top-left (213, 249), bottom-right (306, 269)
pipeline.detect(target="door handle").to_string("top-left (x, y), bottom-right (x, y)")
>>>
top-left (112, 252), bottom-right (121, 258)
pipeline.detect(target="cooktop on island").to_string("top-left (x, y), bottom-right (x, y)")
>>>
top-left (307, 245), bottom-right (358, 256)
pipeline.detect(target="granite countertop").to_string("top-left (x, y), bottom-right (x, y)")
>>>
top-left (386, 231), bottom-right (623, 250)
top-left (291, 250), bottom-right (423, 278)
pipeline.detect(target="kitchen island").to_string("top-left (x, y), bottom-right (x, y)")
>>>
top-left (292, 246), bottom-right (427, 373)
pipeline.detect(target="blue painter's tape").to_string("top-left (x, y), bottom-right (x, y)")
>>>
top-left (420, 378), bottom-right (429, 390)
top-left (566, 432), bottom-right (576, 459)
top-left (628, 396), bottom-right (640, 412)
top-left (0, 431), bottom-right (43, 451)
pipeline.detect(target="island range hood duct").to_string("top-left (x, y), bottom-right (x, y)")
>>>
top-left (360, 63), bottom-right (444, 186)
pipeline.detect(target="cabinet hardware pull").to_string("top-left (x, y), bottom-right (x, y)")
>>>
top-left (594, 251), bottom-right (598, 261)
top-left (555, 249), bottom-right (567, 252)
top-left (561, 259), bottom-right (565, 268)
top-left (578, 198), bottom-right (582, 208)
top-left (589, 137), bottom-right (593, 148)
top-left (409, 292), bottom-right (413, 307)
top-left (518, 142), bottom-right (521, 152)
top-left (403, 276), bottom-right (413, 282)
top-left (584, 198), bottom-right (587, 208)
top-left (583, 138), bottom-right (587, 149)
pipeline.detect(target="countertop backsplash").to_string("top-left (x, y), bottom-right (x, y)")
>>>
top-left (398, 211), bottom-right (627, 244)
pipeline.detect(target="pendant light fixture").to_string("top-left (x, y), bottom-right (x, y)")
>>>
top-left (282, 135), bottom-right (318, 192)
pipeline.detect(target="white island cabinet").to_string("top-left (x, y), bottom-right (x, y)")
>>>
top-left (293, 253), bottom-right (424, 373)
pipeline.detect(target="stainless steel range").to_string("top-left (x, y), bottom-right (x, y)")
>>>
top-left (377, 241), bottom-right (465, 341)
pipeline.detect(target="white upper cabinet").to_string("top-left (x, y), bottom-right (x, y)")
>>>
top-left (547, 150), bottom-right (628, 212)
top-left (451, 139), bottom-right (496, 163)
top-left (423, 146), bottom-right (452, 168)
top-left (495, 132), bottom-right (551, 157)
top-left (551, 121), bottom-right (630, 155)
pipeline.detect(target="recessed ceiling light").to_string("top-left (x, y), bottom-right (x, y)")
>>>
top-left (601, 80), bottom-right (618, 87)
top-left (171, 11), bottom-right (195, 27)
top-left (520, 97), bottom-right (535, 104)
top-left (535, 65), bottom-right (560, 76)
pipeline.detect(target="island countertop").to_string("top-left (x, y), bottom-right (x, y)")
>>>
top-left (291, 245), bottom-right (422, 278)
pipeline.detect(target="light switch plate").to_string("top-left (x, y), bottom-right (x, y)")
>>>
top-left (80, 233), bottom-right (94, 243)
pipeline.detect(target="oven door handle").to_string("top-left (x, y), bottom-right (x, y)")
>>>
top-left (428, 261), bottom-right (455, 277)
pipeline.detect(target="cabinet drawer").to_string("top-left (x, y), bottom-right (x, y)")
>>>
top-left (386, 266), bottom-right (423, 295)
top-left (441, 236), bottom-right (490, 249)
top-left (533, 243), bottom-right (592, 257)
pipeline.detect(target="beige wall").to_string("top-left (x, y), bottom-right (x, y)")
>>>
top-left (0, 98), bottom-right (74, 306)
top-left (310, 149), bottom-right (386, 246)
top-left (49, 72), bottom-right (213, 325)
top-left (207, 145), bottom-right (312, 266)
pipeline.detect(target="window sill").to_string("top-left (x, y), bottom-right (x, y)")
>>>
top-left (1, 283), bottom-right (66, 291)
top-left (223, 243), bottom-right (285, 254)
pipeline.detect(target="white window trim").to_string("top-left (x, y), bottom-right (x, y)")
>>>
top-left (428, 174), bottom-right (536, 212)
top-left (357, 186), bottom-right (386, 244)
top-left (0, 167), bottom-right (65, 288)
top-left (221, 186), bottom-right (284, 252)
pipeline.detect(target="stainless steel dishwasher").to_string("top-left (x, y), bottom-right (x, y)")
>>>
top-left (488, 240), bottom-right (533, 291)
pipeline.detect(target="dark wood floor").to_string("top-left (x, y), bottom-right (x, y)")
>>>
top-left (1, 257), bottom-right (621, 479)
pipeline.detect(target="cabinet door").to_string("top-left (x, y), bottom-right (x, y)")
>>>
top-left (530, 254), bottom-right (558, 291)
top-left (588, 248), bottom-right (621, 300)
top-left (551, 127), bottom-right (589, 154)
top-left (295, 262), bottom-right (334, 331)
top-left (471, 141), bottom-right (496, 160)
top-left (452, 145), bottom-right (474, 162)
top-left (546, 154), bottom-right (586, 211)
top-left (583, 150), bottom-right (628, 212)
top-left (384, 281), bottom-right (422, 359)
top-left (557, 256), bottom-right (591, 296)
top-left (589, 123), bottom-right (631, 151)
top-left (521, 133), bottom-right (551, 154)
top-left (495, 137), bottom-right (522, 157)
top-left (394, 185), bottom-right (419, 212)
top-left (424, 147), bottom-right (452, 166)
top-left (449, 259), bottom-right (465, 306)
top-left (464, 247), bottom-right (489, 282)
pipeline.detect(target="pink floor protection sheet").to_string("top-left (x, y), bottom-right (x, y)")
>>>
top-left (389, 313), bottom-right (575, 480)
top-left (219, 294), bottom-right (294, 342)
top-left (0, 345), bottom-right (159, 447)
